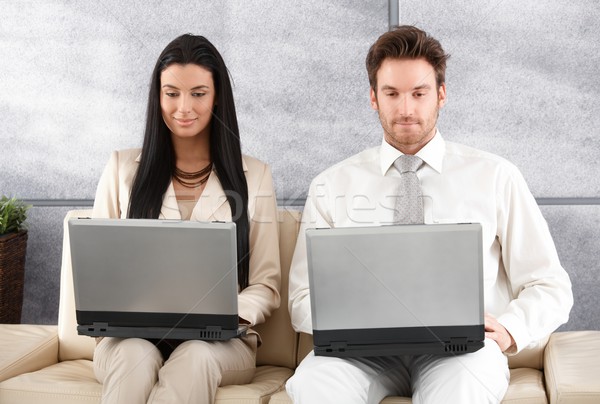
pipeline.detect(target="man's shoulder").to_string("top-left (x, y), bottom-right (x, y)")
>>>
top-left (445, 141), bottom-right (517, 168)
top-left (444, 141), bottom-right (525, 185)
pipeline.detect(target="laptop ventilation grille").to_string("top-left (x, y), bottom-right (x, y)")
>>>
top-left (199, 330), bottom-right (223, 340)
top-left (444, 343), bottom-right (469, 353)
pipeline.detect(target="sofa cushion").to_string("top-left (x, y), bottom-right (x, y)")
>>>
top-left (0, 360), bottom-right (292, 404)
top-left (216, 366), bottom-right (293, 404)
top-left (0, 359), bottom-right (101, 404)
top-left (255, 209), bottom-right (301, 369)
top-left (507, 336), bottom-right (549, 371)
top-left (544, 330), bottom-right (600, 404)
top-left (294, 333), bottom-right (547, 404)
top-left (380, 398), bottom-right (412, 404)
top-left (268, 390), bottom-right (292, 404)
top-left (0, 325), bottom-right (58, 382)
top-left (266, 367), bottom-right (545, 404)
top-left (57, 209), bottom-right (96, 362)
top-left (502, 368), bottom-right (547, 403)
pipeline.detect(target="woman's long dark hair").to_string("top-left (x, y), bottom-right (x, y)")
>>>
top-left (128, 34), bottom-right (250, 289)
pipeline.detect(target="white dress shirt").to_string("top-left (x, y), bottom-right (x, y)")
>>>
top-left (288, 131), bottom-right (573, 353)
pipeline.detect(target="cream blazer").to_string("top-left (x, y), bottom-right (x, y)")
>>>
top-left (92, 149), bottom-right (281, 331)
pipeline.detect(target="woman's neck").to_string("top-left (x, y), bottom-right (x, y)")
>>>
top-left (171, 133), bottom-right (211, 169)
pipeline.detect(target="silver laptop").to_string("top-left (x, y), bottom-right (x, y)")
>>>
top-left (306, 223), bottom-right (484, 357)
top-left (69, 218), bottom-right (247, 340)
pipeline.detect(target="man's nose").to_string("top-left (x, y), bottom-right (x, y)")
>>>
top-left (397, 94), bottom-right (413, 116)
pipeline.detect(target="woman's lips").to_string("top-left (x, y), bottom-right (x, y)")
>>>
top-left (174, 118), bottom-right (198, 127)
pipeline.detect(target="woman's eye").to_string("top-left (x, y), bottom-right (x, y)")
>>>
top-left (166, 92), bottom-right (178, 97)
top-left (192, 92), bottom-right (206, 97)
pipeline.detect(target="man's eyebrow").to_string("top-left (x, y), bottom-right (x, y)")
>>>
top-left (379, 83), bottom-right (432, 91)
top-left (414, 84), bottom-right (432, 90)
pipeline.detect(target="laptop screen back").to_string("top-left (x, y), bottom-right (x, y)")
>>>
top-left (68, 218), bottom-right (241, 339)
top-left (306, 223), bottom-right (484, 356)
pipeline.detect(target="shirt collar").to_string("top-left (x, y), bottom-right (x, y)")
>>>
top-left (379, 130), bottom-right (445, 175)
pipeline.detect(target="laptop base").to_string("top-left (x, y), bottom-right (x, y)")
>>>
top-left (77, 323), bottom-right (247, 341)
top-left (313, 325), bottom-right (485, 357)
top-left (315, 339), bottom-right (484, 357)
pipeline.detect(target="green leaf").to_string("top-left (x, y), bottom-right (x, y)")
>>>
top-left (0, 196), bottom-right (31, 235)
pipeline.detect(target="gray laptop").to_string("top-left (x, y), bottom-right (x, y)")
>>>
top-left (306, 223), bottom-right (484, 357)
top-left (69, 218), bottom-right (246, 341)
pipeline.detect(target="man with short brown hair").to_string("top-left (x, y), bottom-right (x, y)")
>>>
top-left (287, 25), bottom-right (572, 403)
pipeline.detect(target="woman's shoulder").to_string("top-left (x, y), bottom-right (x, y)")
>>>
top-left (103, 148), bottom-right (142, 169)
top-left (112, 148), bottom-right (142, 162)
top-left (241, 154), bottom-right (275, 195)
top-left (242, 154), bottom-right (271, 174)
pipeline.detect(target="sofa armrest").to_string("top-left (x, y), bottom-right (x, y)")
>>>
top-left (544, 330), bottom-right (600, 404)
top-left (0, 324), bottom-right (59, 382)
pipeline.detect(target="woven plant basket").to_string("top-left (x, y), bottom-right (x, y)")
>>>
top-left (0, 230), bottom-right (28, 324)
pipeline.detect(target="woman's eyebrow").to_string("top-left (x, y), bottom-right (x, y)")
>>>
top-left (161, 84), bottom-right (210, 90)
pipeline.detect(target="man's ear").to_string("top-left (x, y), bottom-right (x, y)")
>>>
top-left (370, 87), bottom-right (378, 110)
top-left (438, 83), bottom-right (447, 108)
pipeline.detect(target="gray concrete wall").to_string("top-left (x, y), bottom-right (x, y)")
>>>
top-left (1, 1), bottom-right (598, 332)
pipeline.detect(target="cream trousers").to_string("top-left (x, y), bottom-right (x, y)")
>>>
top-left (286, 339), bottom-right (510, 404)
top-left (93, 335), bottom-right (257, 404)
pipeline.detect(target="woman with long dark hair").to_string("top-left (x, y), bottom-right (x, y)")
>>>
top-left (92, 34), bottom-right (280, 403)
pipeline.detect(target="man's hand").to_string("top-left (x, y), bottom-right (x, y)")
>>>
top-left (485, 313), bottom-right (515, 352)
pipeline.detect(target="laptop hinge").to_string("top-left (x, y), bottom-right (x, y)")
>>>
top-left (444, 337), bottom-right (469, 353)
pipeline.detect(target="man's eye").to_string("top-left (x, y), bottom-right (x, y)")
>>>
top-left (385, 92), bottom-right (397, 97)
top-left (415, 92), bottom-right (426, 97)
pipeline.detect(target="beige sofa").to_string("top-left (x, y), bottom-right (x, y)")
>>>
top-left (0, 209), bottom-right (599, 403)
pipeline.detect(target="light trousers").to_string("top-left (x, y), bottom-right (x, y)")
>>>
top-left (286, 339), bottom-right (510, 404)
top-left (93, 335), bottom-right (257, 404)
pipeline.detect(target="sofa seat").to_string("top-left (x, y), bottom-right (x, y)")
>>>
top-left (0, 359), bottom-right (101, 403)
top-left (544, 331), bottom-right (600, 404)
top-left (501, 368), bottom-right (547, 403)
top-left (215, 366), bottom-right (293, 403)
top-left (2, 209), bottom-right (600, 404)
top-left (0, 209), bottom-right (302, 403)
top-left (264, 366), bottom-right (546, 404)
top-left (0, 351), bottom-right (292, 404)
top-left (0, 324), bottom-right (58, 383)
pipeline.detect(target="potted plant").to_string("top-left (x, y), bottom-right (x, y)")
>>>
top-left (0, 196), bottom-right (31, 324)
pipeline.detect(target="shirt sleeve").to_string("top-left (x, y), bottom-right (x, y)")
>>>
top-left (495, 166), bottom-right (573, 353)
top-left (237, 164), bottom-right (282, 327)
top-left (288, 177), bottom-right (333, 334)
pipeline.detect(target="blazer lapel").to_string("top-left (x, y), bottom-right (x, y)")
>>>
top-left (190, 158), bottom-right (249, 222)
top-left (160, 182), bottom-right (182, 220)
top-left (153, 157), bottom-right (249, 222)
top-left (192, 169), bottom-right (231, 221)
